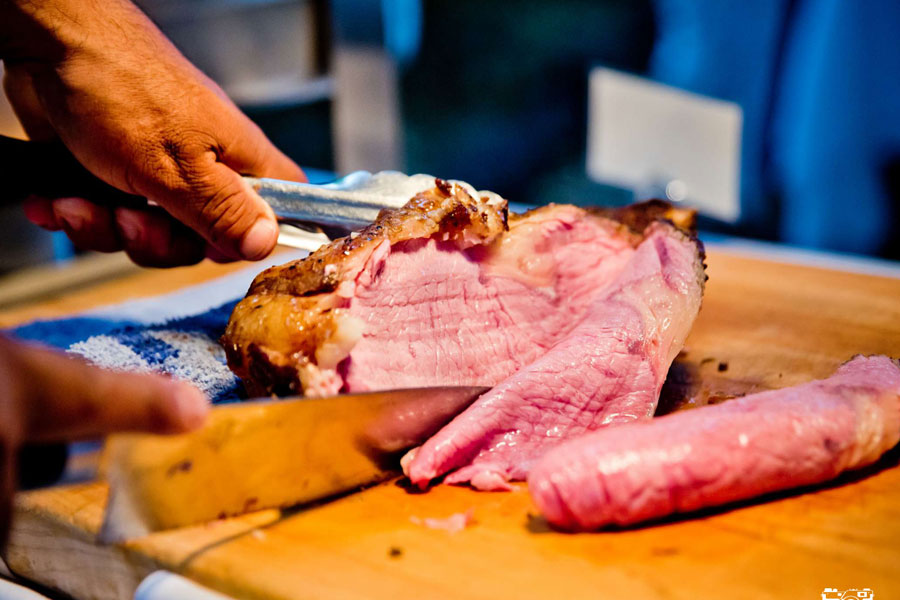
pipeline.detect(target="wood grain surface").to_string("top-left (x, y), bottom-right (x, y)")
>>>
top-left (2, 249), bottom-right (899, 600)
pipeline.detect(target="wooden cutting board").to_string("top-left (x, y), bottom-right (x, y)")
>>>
top-left (3, 249), bottom-right (900, 600)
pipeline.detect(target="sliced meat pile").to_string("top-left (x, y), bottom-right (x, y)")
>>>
top-left (529, 355), bottom-right (900, 530)
top-left (404, 217), bottom-right (706, 490)
top-left (223, 179), bottom-right (705, 489)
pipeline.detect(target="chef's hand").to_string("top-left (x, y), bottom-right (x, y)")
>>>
top-left (0, 334), bottom-right (208, 542)
top-left (0, 0), bottom-right (306, 267)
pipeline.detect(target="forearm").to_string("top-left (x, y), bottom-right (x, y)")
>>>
top-left (1, 0), bottom-right (105, 63)
top-left (1, 0), bottom-right (303, 265)
top-left (1, 0), bottom-right (219, 194)
top-left (0, 0), bottom-right (159, 64)
top-left (0, 0), bottom-right (192, 128)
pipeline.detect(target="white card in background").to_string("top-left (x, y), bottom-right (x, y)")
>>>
top-left (586, 68), bottom-right (742, 222)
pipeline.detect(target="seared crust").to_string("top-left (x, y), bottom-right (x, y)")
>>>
top-left (223, 185), bottom-right (703, 398)
top-left (245, 179), bottom-right (507, 298)
top-left (585, 199), bottom-right (697, 234)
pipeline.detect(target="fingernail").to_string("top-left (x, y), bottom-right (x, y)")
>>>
top-left (117, 210), bottom-right (142, 244)
top-left (240, 218), bottom-right (278, 260)
top-left (54, 198), bottom-right (89, 231)
top-left (172, 383), bottom-right (209, 431)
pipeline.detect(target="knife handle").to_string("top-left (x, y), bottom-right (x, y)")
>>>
top-left (17, 442), bottom-right (69, 490)
top-left (0, 134), bottom-right (147, 208)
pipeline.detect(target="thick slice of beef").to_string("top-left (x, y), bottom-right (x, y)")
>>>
top-left (529, 355), bottom-right (900, 530)
top-left (223, 180), bottom-right (508, 397)
top-left (224, 180), bottom-right (692, 399)
top-left (403, 221), bottom-right (706, 490)
top-left (339, 204), bottom-right (644, 393)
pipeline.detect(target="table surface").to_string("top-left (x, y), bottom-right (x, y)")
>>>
top-left (2, 245), bottom-right (900, 600)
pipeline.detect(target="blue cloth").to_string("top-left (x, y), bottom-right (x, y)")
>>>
top-left (8, 301), bottom-right (244, 404)
top-left (5, 175), bottom-right (330, 406)
top-left (650, 0), bottom-right (900, 254)
top-left (769, 0), bottom-right (900, 253)
top-left (650, 0), bottom-right (787, 233)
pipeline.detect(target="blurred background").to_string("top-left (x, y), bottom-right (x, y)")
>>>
top-left (1, 0), bottom-right (898, 281)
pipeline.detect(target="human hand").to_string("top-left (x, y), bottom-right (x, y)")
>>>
top-left (1, 0), bottom-right (306, 267)
top-left (0, 334), bottom-right (208, 542)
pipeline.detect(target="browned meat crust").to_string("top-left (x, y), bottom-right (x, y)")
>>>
top-left (586, 199), bottom-right (696, 234)
top-left (247, 179), bottom-right (508, 299)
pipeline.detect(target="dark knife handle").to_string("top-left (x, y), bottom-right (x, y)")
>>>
top-left (17, 442), bottom-right (69, 490)
top-left (0, 134), bottom-right (147, 208)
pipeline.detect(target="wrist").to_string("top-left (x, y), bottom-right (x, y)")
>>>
top-left (0, 0), bottom-right (139, 64)
top-left (1, 1), bottom-right (71, 62)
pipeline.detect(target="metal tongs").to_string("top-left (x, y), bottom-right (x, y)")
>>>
top-left (248, 171), bottom-right (511, 249)
top-left (247, 171), bottom-right (450, 236)
top-left (0, 135), bottom-right (507, 244)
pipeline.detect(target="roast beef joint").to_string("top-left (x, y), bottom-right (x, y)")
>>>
top-left (223, 180), bottom-right (705, 491)
top-left (223, 179), bottom-right (898, 527)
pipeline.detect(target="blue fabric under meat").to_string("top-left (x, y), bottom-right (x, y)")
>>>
top-left (8, 300), bottom-right (244, 404)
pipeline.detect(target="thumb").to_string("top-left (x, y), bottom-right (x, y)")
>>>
top-left (154, 158), bottom-right (280, 261)
top-left (192, 114), bottom-right (306, 260)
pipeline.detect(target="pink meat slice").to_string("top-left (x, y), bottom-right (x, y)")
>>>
top-left (529, 355), bottom-right (900, 530)
top-left (341, 205), bottom-right (637, 390)
top-left (404, 222), bottom-right (705, 490)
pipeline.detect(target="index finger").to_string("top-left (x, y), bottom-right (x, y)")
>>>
top-left (1, 337), bottom-right (209, 442)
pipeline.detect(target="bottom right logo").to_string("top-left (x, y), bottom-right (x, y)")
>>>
top-left (821, 589), bottom-right (874, 600)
